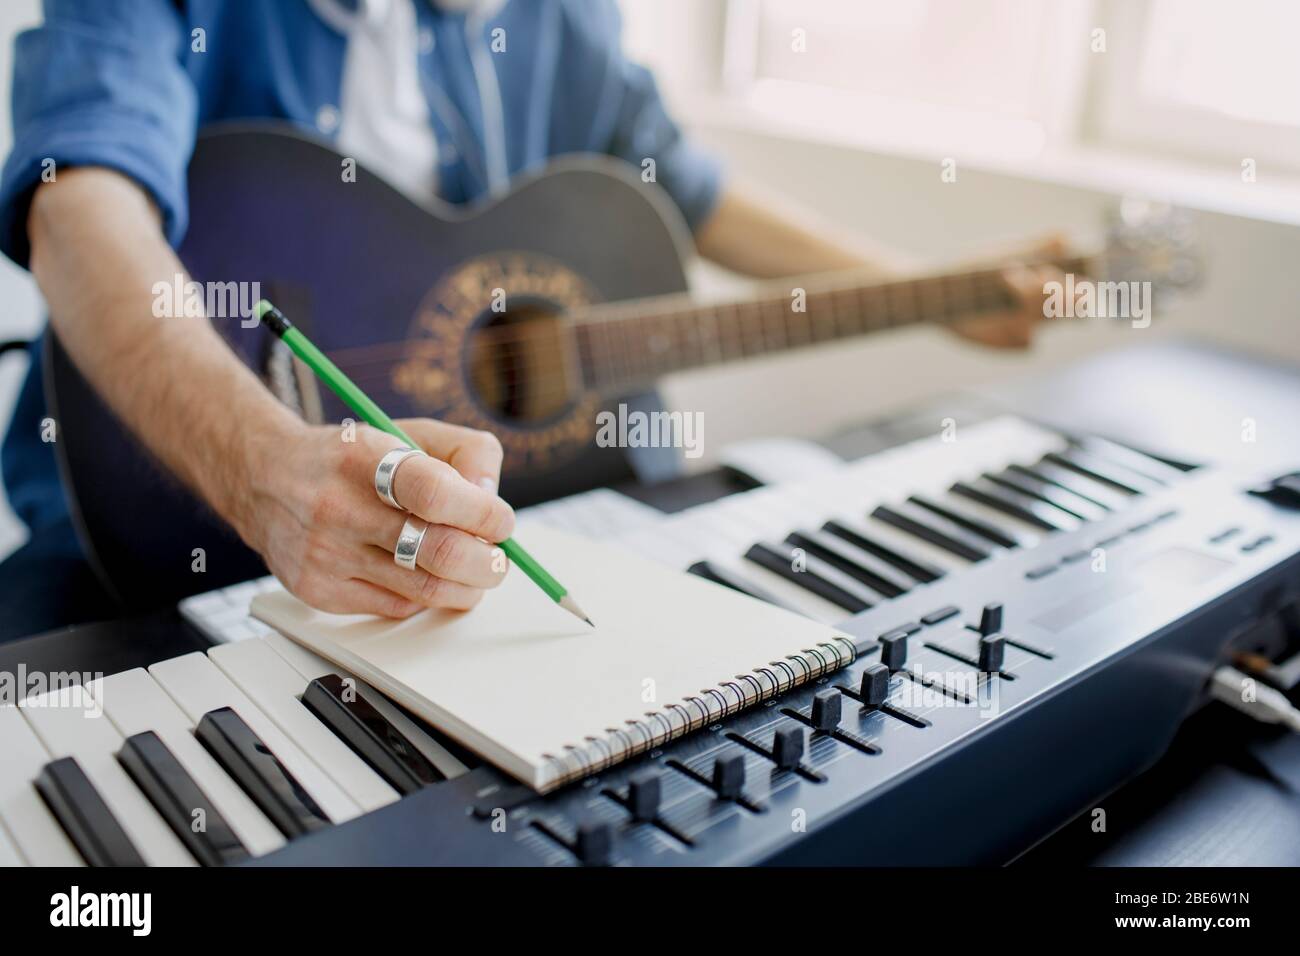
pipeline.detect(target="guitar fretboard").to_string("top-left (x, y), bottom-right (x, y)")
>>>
top-left (571, 257), bottom-right (1088, 394)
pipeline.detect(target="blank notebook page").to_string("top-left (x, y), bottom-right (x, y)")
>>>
top-left (251, 522), bottom-right (852, 791)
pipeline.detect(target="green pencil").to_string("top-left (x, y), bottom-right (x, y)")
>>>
top-left (253, 299), bottom-right (592, 626)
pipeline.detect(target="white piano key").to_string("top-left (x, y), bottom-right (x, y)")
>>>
top-left (208, 639), bottom-right (398, 812)
top-left (259, 632), bottom-right (469, 780)
top-left (0, 705), bottom-right (83, 866)
top-left (20, 688), bottom-right (195, 866)
top-left (931, 489), bottom-right (1046, 543)
top-left (714, 556), bottom-right (847, 625)
top-left (149, 652), bottom-right (361, 824)
top-left (0, 819), bottom-right (24, 866)
top-left (851, 513), bottom-right (972, 573)
top-left (88, 669), bottom-right (285, 857)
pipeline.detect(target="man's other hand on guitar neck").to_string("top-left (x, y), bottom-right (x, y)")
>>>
top-left (696, 183), bottom-right (1061, 350)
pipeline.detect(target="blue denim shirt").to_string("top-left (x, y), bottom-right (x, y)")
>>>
top-left (0, 0), bottom-right (722, 537)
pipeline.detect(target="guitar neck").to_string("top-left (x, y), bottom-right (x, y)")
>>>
top-left (573, 255), bottom-right (1091, 394)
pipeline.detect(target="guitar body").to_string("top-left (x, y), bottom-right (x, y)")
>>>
top-left (48, 125), bottom-right (693, 606)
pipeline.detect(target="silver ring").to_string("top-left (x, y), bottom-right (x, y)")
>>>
top-left (394, 516), bottom-right (429, 570)
top-left (374, 447), bottom-right (426, 510)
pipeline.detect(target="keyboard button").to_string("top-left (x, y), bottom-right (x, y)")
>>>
top-left (950, 479), bottom-right (1079, 532)
top-left (118, 731), bottom-right (249, 866)
top-left (149, 653), bottom-right (360, 823)
top-left (745, 543), bottom-right (873, 613)
top-left (302, 674), bottom-right (444, 795)
top-left (196, 707), bottom-right (331, 838)
top-left (821, 519), bottom-right (945, 583)
top-left (784, 529), bottom-right (910, 597)
top-left (907, 494), bottom-right (1024, 548)
top-left (91, 669), bottom-right (284, 857)
top-left (0, 706), bottom-right (83, 866)
top-left (209, 639), bottom-right (398, 812)
top-left (871, 504), bottom-right (991, 562)
top-left (21, 687), bottom-right (195, 866)
top-left (921, 606), bottom-right (960, 626)
top-left (35, 757), bottom-right (145, 867)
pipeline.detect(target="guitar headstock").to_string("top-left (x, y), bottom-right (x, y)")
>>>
top-left (1096, 198), bottom-right (1204, 300)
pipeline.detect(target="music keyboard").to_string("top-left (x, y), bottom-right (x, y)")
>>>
top-left (5, 416), bottom-right (1299, 866)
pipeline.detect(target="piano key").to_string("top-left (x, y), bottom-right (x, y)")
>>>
top-left (688, 560), bottom-right (798, 610)
top-left (784, 529), bottom-right (910, 598)
top-left (21, 687), bottom-right (194, 866)
top-left (744, 542), bottom-right (873, 613)
top-left (35, 756), bottom-right (146, 867)
top-left (711, 555), bottom-right (850, 623)
top-left (0, 820), bottom-right (23, 866)
top-left (949, 479), bottom-right (1080, 532)
top-left (208, 639), bottom-right (399, 812)
top-left (260, 631), bottom-right (470, 781)
top-left (149, 652), bottom-right (360, 823)
top-left (871, 503), bottom-right (992, 562)
top-left (906, 494), bottom-right (1025, 549)
top-left (0, 706), bottom-right (84, 866)
top-left (1043, 449), bottom-right (1161, 495)
top-left (983, 470), bottom-right (1108, 522)
top-left (117, 731), bottom-right (250, 866)
top-left (820, 518), bottom-right (945, 584)
top-left (1071, 436), bottom-right (1184, 484)
top-left (1007, 462), bottom-right (1128, 510)
top-left (89, 669), bottom-right (284, 857)
top-left (196, 707), bottom-right (330, 838)
top-left (301, 674), bottom-right (444, 795)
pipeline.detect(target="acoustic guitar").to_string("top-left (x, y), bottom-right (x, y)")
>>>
top-left (47, 124), bottom-right (1199, 606)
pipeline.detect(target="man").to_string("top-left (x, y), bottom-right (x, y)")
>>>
top-left (0, 0), bottom-right (1052, 640)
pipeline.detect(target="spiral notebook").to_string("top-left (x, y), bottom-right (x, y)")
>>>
top-left (251, 523), bottom-right (856, 792)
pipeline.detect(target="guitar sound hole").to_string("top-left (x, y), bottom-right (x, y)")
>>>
top-left (466, 303), bottom-right (579, 423)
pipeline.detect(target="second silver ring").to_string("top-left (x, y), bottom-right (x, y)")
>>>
top-left (394, 516), bottom-right (429, 570)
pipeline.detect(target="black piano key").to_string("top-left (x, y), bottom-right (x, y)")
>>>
top-left (983, 470), bottom-right (1108, 522)
top-left (302, 674), bottom-right (444, 796)
top-left (117, 731), bottom-right (249, 867)
top-left (906, 494), bottom-right (1024, 548)
top-left (35, 756), bottom-right (145, 867)
top-left (744, 543), bottom-right (873, 613)
top-left (1043, 450), bottom-right (1160, 495)
top-left (687, 560), bottom-right (798, 612)
top-left (784, 530), bottom-right (910, 598)
top-left (1071, 436), bottom-right (1184, 484)
top-left (195, 706), bottom-right (330, 838)
top-left (949, 479), bottom-right (1079, 532)
top-left (870, 504), bottom-right (991, 562)
top-left (1007, 462), bottom-right (1126, 510)
top-left (821, 520), bottom-right (945, 584)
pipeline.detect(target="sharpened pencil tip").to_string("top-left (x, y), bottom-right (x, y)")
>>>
top-left (558, 594), bottom-right (593, 628)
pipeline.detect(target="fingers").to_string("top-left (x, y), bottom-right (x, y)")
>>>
top-left (369, 516), bottom-right (507, 589)
top-left (397, 419), bottom-right (505, 493)
top-left (357, 547), bottom-right (487, 612)
top-left (297, 576), bottom-right (425, 620)
top-left (390, 454), bottom-right (515, 542)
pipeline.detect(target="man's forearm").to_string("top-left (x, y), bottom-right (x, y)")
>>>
top-left (28, 167), bottom-right (302, 534)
